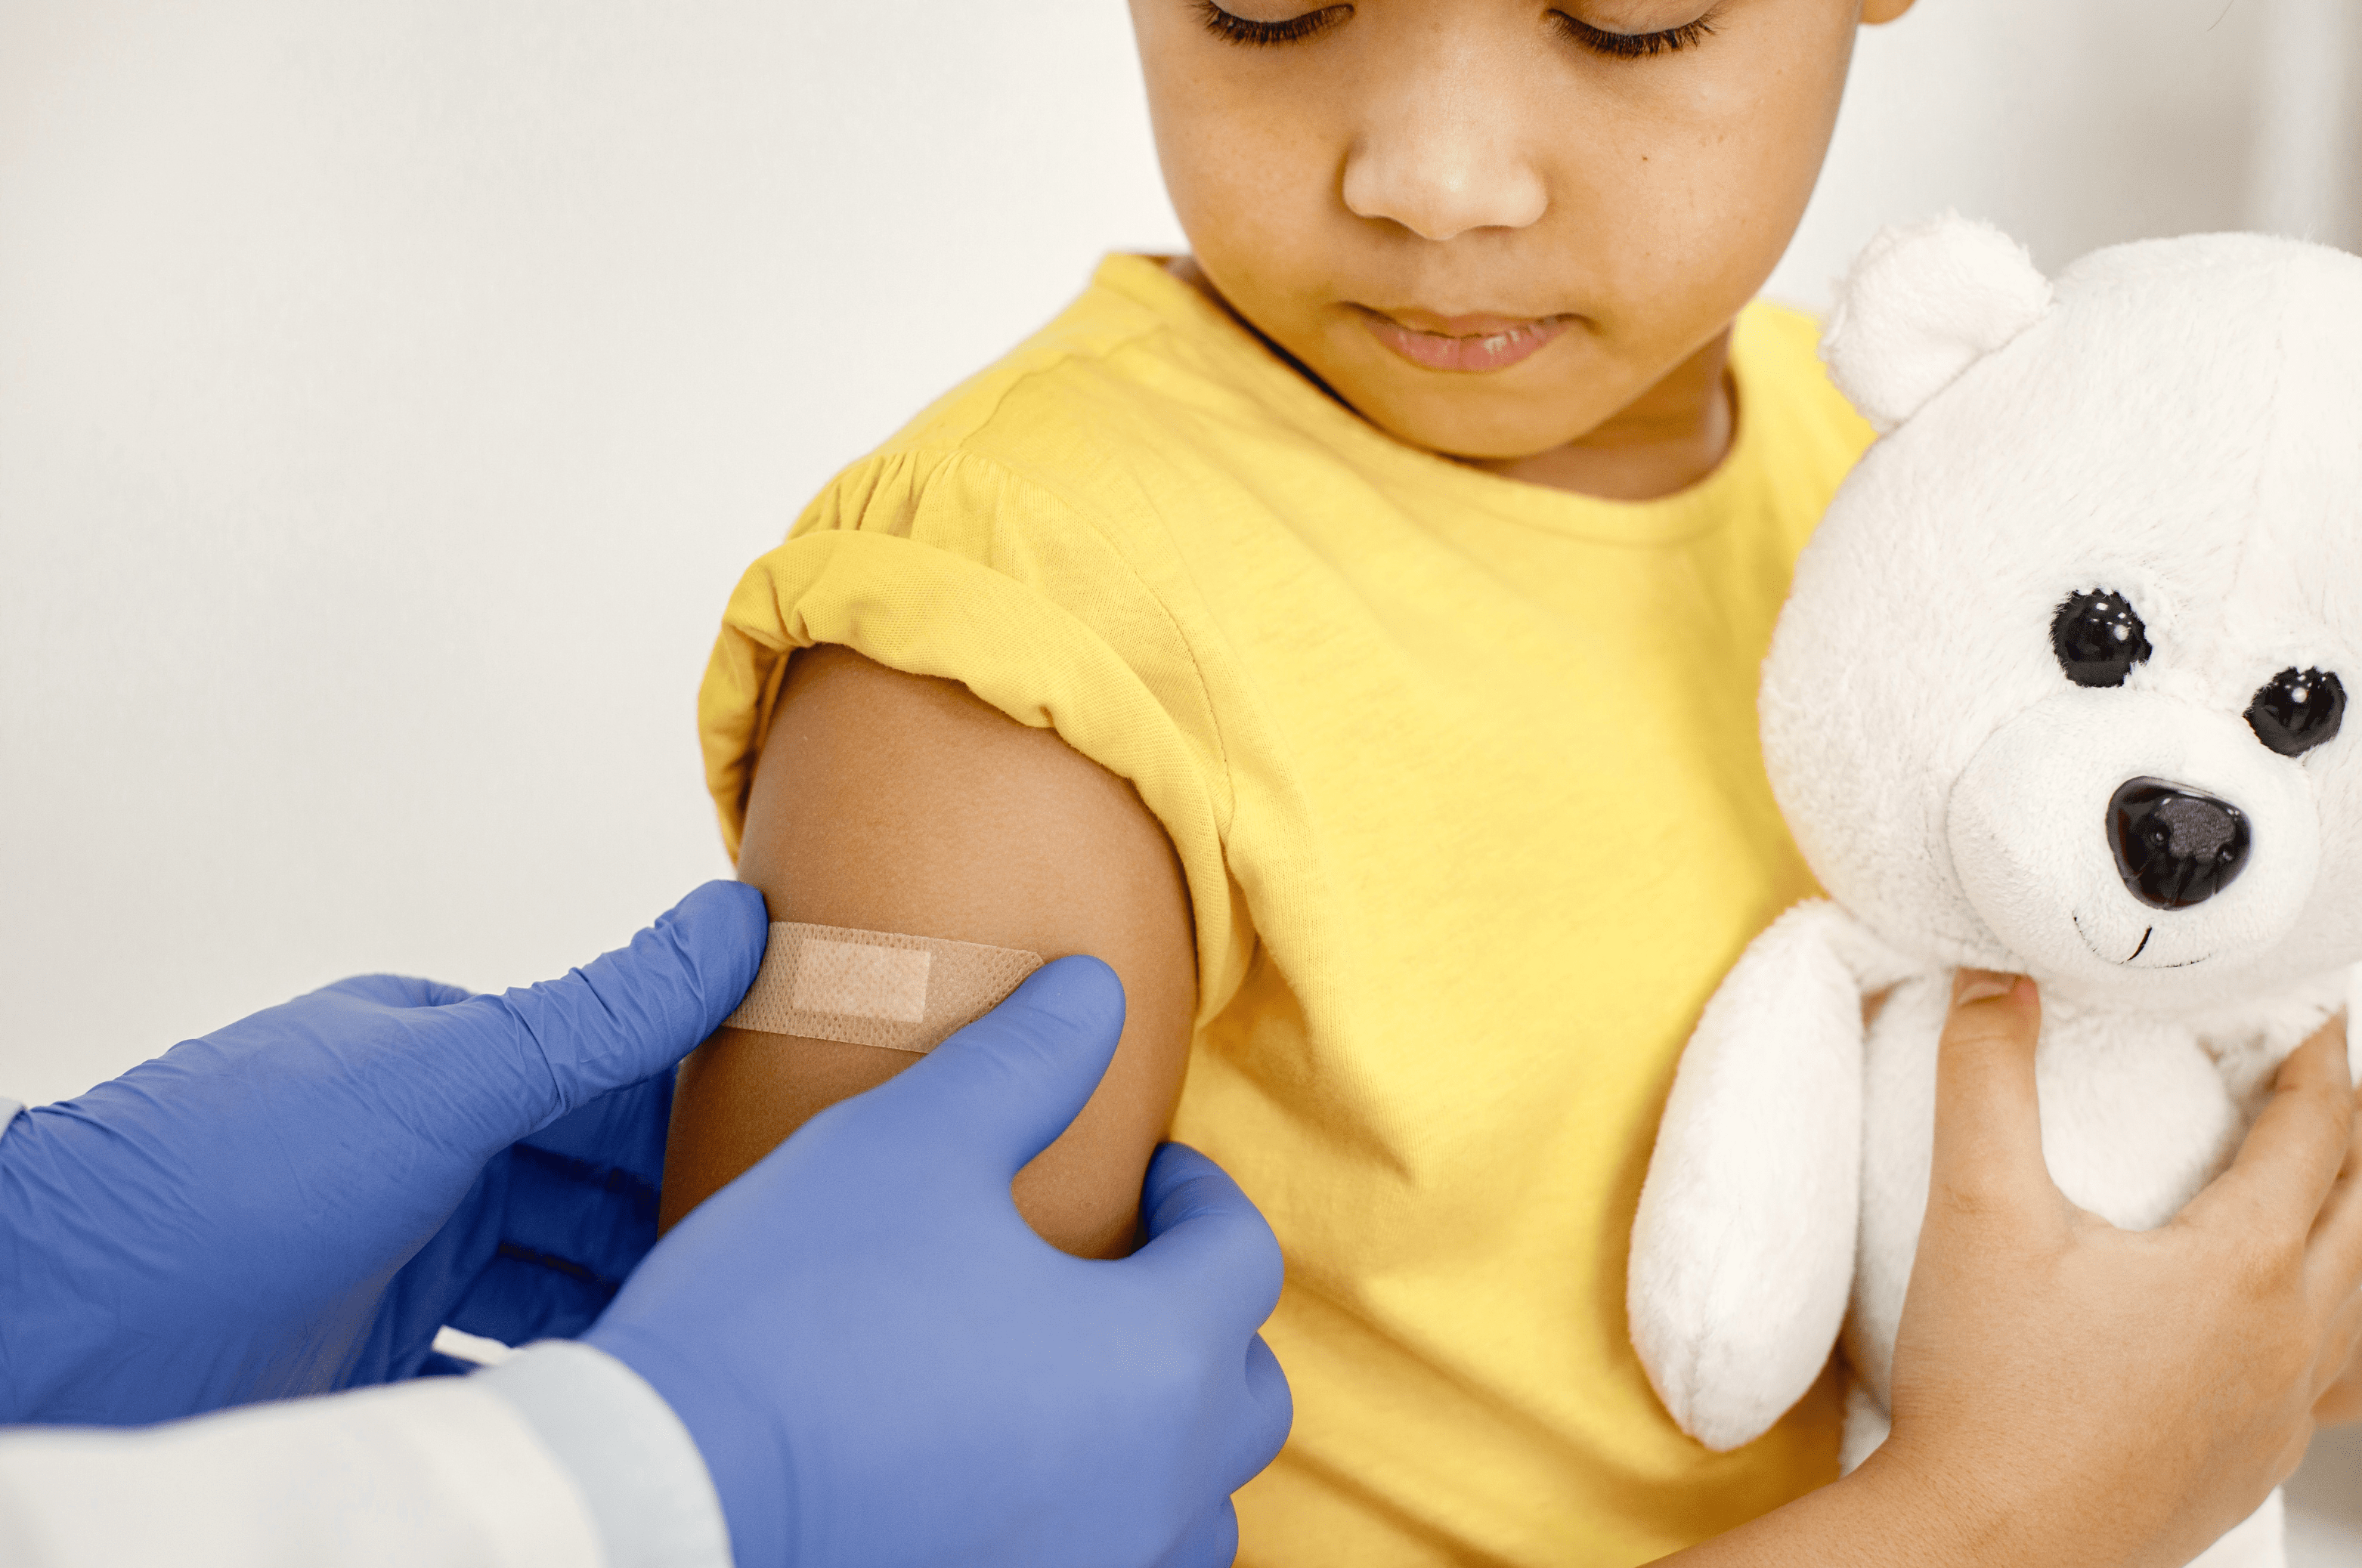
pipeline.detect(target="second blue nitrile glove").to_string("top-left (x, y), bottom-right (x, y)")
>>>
top-left (587, 956), bottom-right (1294, 1568)
top-left (0, 882), bottom-right (766, 1424)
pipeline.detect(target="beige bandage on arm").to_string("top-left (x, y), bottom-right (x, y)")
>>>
top-left (721, 920), bottom-right (1045, 1054)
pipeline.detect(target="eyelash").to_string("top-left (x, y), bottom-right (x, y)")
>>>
top-left (1549, 10), bottom-right (1717, 57)
top-left (1193, 2), bottom-right (1351, 46)
top-left (1193, 4), bottom-right (1713, 57)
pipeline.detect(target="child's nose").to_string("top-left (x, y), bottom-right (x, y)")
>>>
top-left (1340, 66), bottom-right (1547, 241)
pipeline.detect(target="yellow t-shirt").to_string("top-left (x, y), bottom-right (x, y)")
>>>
top-left (698, 255), bottom-right (1874, 1566)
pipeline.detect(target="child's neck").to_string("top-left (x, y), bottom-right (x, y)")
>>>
top-left (1468, 335), bottom-right (1735, 503)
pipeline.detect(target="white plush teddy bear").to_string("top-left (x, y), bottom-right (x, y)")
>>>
top-left (1627, 215), bottom-right (2362, 1568)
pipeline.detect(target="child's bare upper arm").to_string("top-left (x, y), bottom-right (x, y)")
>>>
top-left (658, 644), bottom-right (1198, 1257)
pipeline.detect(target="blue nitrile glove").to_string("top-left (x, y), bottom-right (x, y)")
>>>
top-left (0, 880), bottom-right (767, 1425)
top-left (368, 1049), bottom-right (680, 1378)
top-left (586, 956), bottom-right (1293, 1568)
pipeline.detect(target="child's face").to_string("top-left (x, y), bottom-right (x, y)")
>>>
top-left (1129, 0), bottom-right (1912, 463)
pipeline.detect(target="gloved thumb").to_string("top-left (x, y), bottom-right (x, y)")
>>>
top-left (853, 954), bottom-right (1126, 1177)
top-left (431, 880), bottom-right (769, 1129)
top-left (1132, 1143), bottom-right (1285, 1338)
top-left (319, 975), bottom-right (476, 1009)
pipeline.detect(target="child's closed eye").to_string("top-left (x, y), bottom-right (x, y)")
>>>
top-left (1549, 7), bottom-right (1720, 59)
top-left (1190, 3), bottom-right (1720, 59)
top-left (1192, 1), bottom-right (1351, 48)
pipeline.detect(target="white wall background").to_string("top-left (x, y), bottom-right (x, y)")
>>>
top-left (9, 0), bottom-right (2357, 1099)
top-left (0, 1), bottom-right (1181, 1105)
top-left (3, 0), bottom-right (2360, 1542)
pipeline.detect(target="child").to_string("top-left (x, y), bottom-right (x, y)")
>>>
top-left (663, 3), bottom-right (2362, 1562)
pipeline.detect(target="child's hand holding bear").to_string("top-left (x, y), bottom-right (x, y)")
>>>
top-left (1877, 975), bottom-right (2359, 1568)
top-left (1663, 973), bottom-right (2359, 1568)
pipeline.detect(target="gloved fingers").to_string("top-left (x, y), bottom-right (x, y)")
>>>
top-left (463, 1087), bottom-right (667, 1336)
top-left (519, 1072), bottom-right (676, 1192)
top-left (438, 881), bottom-right (769, 1124)
top-left (387, 1108), bottom-right (659, 1358)
top-left (853, 955), bottom-right (1125, 1177)
top-left (315, 973), bottom-right (475, 1009)
top-left (335, 1158), bottom-right (510, 1391)
top-left (1131, 1143), bottom-right (1286, 1338)
top-left (444, 1239), bottom-right (629, 1347)
top-left (1223, 1333), bottom-right (1294, 1493)
top-left (1151, 1498), bottom-right (1240, 1568)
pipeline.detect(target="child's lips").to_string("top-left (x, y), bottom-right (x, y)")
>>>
top-left (1352, 305), bottom-right (1575, 374)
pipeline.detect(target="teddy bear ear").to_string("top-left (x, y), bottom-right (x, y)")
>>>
top-left (1819, 213), bottom-right (2054, 433)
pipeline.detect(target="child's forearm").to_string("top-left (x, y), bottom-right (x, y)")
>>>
top-left (1652, 1452), bottom-right (2024, 1568)
top-left (1659, 1443), bottom-right (2222, 1568)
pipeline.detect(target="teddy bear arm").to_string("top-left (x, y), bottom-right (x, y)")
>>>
top-left (1628, 902), bottom-right (1895, 1451)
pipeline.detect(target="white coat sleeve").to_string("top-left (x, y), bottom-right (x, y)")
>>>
top-left (0, 1370), bottom-right (605, 1567)
top-left (0, 1344), bottom-right (732, 1568)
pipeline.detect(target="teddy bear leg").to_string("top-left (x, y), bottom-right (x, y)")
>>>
top-left (1837, 1378), bottom-right (1890, 1476)
top-left (2184, 1488), bottom-right (2286, 1568)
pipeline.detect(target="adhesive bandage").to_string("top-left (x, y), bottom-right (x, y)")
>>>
top-left (721, 920), bottom-right (1045, 1053)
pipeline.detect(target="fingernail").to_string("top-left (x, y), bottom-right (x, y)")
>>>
top-left (1955, 970), bottom-right (2016, 1006)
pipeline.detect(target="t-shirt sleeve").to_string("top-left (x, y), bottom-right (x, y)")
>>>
top-left (698, 444), bottom-right (1256, 1025)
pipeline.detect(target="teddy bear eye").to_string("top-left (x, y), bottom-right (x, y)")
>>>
top-left (2245, 667), bottom-right (2345, 757)
top-left (2051, 589), bottom-right (2152, 688)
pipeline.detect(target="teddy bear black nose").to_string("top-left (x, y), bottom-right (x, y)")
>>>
top-left (2107, 778), bottom-right (2250, 910)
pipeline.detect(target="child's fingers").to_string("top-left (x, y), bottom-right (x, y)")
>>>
top-left (1927, 970), bottom-right (2060, 1229)
top-left (2316, 1295), bottom-right (2362, 1425)
top-left (2303, 1093), bottom-right (2362, 1316)
top-left (2184, 1019), bottom-right (2354, 1242)
top-left (2320, 1285), bottom-right (2362, 1384)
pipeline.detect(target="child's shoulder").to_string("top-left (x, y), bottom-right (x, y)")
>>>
top-left (887, 255), bottom-right (1206, 442)
top-left (800, 255), bottom-right (1364, 548)
top-left (883, 255), bottom-right (1288, 455)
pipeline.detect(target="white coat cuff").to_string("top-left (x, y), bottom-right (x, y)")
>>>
top-left (475, 1341), bottom-right (732, 1568)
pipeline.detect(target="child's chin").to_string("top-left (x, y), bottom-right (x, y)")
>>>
top-left (1332, 362), bottom-right (1632, 465)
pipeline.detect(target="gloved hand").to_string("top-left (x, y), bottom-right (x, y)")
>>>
top-left (371, 1047), bottom-right (677, 1377)
top-left (0, 880), bottom-right (766, 1425)
top-left (587, 957), bottom-right (1293, 1568)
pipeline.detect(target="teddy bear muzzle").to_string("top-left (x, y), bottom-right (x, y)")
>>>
top-left (1942, 687), bottom-right (2320, 991)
